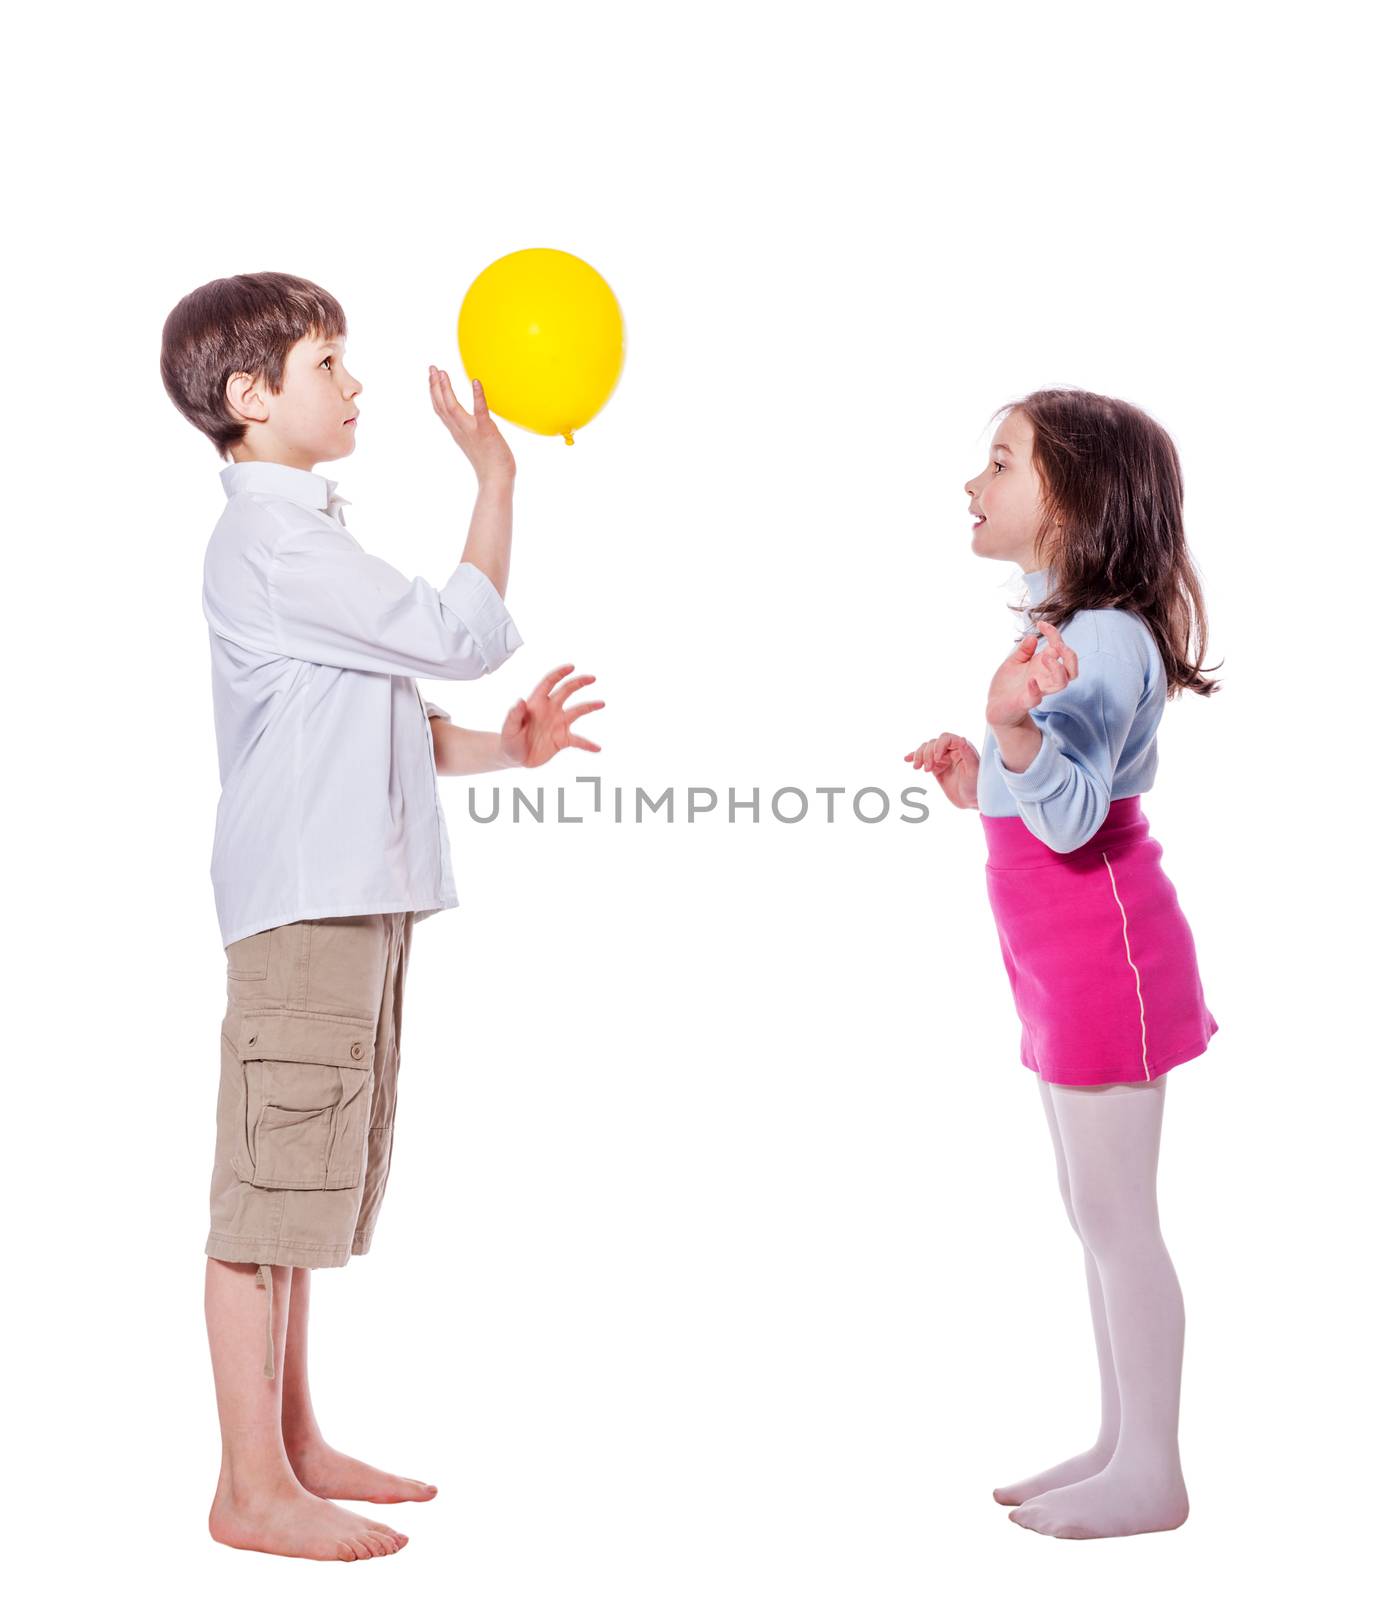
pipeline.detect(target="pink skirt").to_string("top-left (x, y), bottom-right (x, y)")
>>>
top-left (981, 796), bottom-right (1218, 1086)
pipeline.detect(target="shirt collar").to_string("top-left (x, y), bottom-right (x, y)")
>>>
top-left (219, 460), bottom-right (352, 523)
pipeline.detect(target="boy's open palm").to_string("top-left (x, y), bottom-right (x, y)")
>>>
top-left (429, 366), bottom-right (516, 482)
top-left (500, 664), bottom-right (605, 769)
top-left (984, 621), bottom-right (1078, 727)
top-left (904, 732), bottom-right (981, 809)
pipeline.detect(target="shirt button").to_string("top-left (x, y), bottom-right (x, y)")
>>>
top-left (350, 1042), bottom-right (365, 1061)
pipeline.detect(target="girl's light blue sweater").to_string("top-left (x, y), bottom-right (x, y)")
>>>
top-left (977, 566), bottom-right (1167, 853)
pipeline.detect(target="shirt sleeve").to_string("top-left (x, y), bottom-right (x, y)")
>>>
top-left (991, 648), bottom-right (1147, 853)
top-left (265, 511), bottom-right (522, 678)
top-left (422, 700), bottom-right (452, 722)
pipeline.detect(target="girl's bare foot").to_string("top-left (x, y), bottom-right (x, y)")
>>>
top-left (209, 1478), bottom-right (409, 1560)
top-left (992, 1441), bottom-right (1115, 1505)
top-left (287, 1438), bottom-right (438, 1504)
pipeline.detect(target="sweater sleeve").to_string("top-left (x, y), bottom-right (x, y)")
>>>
top-left (991, 648), bottom-right (1147, 852)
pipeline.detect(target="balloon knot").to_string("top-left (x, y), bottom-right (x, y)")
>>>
top-left (562, 431), bottom-right (574, 446)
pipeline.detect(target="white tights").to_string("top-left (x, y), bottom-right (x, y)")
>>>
top-left (994, 1073), bottom-right (1191, 1537)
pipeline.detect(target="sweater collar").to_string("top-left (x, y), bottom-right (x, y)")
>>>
top-left (1021, 565), bottom-right (1054, 607)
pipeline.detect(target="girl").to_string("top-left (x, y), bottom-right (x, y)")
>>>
top-left (905, 388), bottom-right (1221, 1540)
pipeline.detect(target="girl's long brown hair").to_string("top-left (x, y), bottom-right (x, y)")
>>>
top-left (997, 388), bottom-right (1222, 698)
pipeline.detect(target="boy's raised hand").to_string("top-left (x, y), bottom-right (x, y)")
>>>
top-left (984, 620), bottom-right (1078, 728)
top-left (500, 664), bottom-right (605, 768)
top-left (904, 732), bottom-right (980, 810)
top-left (429, 366), bottom-right (516, 483)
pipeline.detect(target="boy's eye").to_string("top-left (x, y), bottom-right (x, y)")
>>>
top-left (320, 356), bottom-right (333, 369)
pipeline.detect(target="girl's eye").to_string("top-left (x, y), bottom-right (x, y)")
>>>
top-left (992, 460), bottom-right (1004, 474)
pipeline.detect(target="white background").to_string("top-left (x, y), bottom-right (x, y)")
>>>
top-left (8, 1), bottom-right (1382, 1594)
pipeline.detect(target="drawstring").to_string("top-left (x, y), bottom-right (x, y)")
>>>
top-left (255, 1263), bottom-right (275, 1379)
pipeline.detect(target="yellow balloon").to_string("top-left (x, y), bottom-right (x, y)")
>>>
top-left (457, 248), bottom-right (624, 446)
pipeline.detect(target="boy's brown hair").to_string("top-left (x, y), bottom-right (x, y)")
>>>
top-left (160, 271), bottom-right (347, 459)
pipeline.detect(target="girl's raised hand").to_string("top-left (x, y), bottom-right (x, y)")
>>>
top-left (428, 365), bottom-right (516, 484)
top-left (904, 731), bottom-right (981, 810)
top-left (984, 620), bottom-right (1078, 728)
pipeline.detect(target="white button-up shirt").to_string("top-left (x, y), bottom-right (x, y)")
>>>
top-left (203, 460), bottom-right (523, 947)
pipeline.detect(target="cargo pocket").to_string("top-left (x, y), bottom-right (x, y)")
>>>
top-left (232, 1011), bottom-right (376, 1191)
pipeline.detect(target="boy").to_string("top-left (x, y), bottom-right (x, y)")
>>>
top-left (160, 271), bottom-right (605, 1562)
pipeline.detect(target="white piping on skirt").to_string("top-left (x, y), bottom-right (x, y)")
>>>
top-left (1102, 851), bottom-right (1151, 1081)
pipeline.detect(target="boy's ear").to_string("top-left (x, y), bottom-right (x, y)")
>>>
top-left (225, 370), bottom-right (268, 424)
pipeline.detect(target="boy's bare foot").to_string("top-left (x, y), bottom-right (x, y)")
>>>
top-left (209, 1479), bottom-right (409, 1560)
top-left (287, 1438), bottom-right (439, 1504)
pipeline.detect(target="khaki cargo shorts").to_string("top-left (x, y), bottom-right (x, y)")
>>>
top-left (206, 912), bottom-right (415, 1373)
